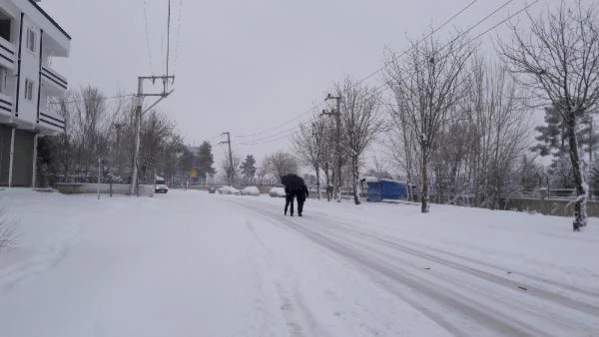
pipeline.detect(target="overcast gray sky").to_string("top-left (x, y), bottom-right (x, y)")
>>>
top-left (41, 0), bottom-right (548, 169)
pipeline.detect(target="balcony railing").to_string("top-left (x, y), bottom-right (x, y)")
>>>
top-left (0, 37), bottom-right (15, 67)
top-left (38, 111), bottom-right (65, 131)
top-left (41, 66), bottom-right (68, 90)
top-left (0, 92), bottom-right (13, 115)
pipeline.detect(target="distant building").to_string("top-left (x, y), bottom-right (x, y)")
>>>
top-left (0, 0), bottom-right (70, 186)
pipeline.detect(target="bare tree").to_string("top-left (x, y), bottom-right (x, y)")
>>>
top-left (334, 77), bottom-right (385, 205)
top-left (293, 116), bottom-right (326, 199)
top-left (262, 151), bottom-right (299, 181)
top-left (317, 117), bottom-right (336, 201)
top-left (386, 108), bottom-right (421, 201)
top-left (221, 151), bottom-right (241, 185)
top-left (385, 32), bottom-right (476, 213)
top-left (498, 0), bottom-right (599, 231)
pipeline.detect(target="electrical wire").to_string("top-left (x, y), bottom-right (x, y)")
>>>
top-left (357, 0), bottom-right (479, 86)
top-left (48, 94), bottom-right (136, 105)
top-left (166, 0), bottom-right (171, 77)
top-left (173, 0), bottom-right (183, 74)
top-left (142, 0), bottom-right (154, 74)
top-left (233, 0), bottom-right (482, 142)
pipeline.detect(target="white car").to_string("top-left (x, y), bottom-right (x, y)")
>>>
top-left (218, 186), bottom-right (241, 195)
top-left (240, 186), bottom-right (260, 196)
top-left (269, 187), bottom-right (286, 198)
top-left (155, 176), bottom-right (169, 194)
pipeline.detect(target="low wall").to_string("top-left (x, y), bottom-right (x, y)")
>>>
top-left (504, 197), bottom-right (599, 217)
top-left (55, 183), bottom-right (155, 197)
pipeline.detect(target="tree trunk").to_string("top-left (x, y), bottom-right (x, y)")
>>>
top-left (324, 164), bottom-right (331, 202)
top-left (331, 169), bottom-right (336, 202)
top-left (567, 114), bottom-right (588, 231)
top-left (353, 155), bottom-right (361, 205)
top-left (421, 147), bottom-right (430, 213)
top-left (315, 164), bottom-right (321, 200)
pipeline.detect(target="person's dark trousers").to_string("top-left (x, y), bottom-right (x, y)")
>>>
top-left (296, 193), bottom-right (306, 216)
top-left (284, 194), bottom-right (294, 216)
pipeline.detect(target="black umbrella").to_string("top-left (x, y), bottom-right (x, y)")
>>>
top-left (281, 174), bottom-right (305, 191)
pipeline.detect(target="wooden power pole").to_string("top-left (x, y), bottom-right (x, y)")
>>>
top-left (323, 93), bottom-right (342, 202)
top-left (220, 132), bottom-right (234, 185)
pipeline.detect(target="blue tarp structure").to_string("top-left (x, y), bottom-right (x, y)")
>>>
top-left (364, 178), bottom-right (408, 202)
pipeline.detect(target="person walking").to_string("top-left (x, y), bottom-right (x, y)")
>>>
top-left (296, 183), bottom-right (309, 217)
top-left (284, 186), bottom-right (295, 216)
top-left (281, 173), bottom-right (304, 217)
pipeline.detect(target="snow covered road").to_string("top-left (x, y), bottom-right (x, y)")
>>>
top-left (1, 189), bottom-right (598, 337)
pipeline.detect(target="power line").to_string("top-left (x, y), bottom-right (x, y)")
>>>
top-left (174, 0), bottom-right (183, 73)
top-left (49, 94), bottom-right (136, 105)
top-left (238, 124), bottom-right (302, 145)
top-left (142, 0), bottom-right (154, 74)
top-left (166, 0), bottom-right (172, 78)
top-left (233, 0), bottom-right (533, 145)
top-left (233, 0), bottom-right (480, 141)
top-left (375, 0), bottom-right (539, 97)
top-left (239, 130), bottom-right (297, 146)
top-left (235, 105), bottom-right (320, 138)
top-left (357, 0), bottom-right (479, 86)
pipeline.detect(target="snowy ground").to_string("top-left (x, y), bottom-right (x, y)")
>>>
top-left (1, 189), bottom-right (598, 337)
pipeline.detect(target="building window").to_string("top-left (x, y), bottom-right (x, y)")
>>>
top-left (0, 67), bottom-right (8, 94)
top-left (26, 28), bottom-right (36, 53)
top-left (24, 78), bottom-right (34, 101)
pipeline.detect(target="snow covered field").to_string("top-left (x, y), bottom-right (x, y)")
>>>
top-left (1, 189), bottom-right (598, 337)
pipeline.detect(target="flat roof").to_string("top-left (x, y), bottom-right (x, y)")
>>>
top-left (28, 0), bottom-right (71, 40)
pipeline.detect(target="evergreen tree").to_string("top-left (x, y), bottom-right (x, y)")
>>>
top-left (530, 104), bottom-right (565, 158)
top-left (240, 155), bottom-right (257, 182)
top-left (197, 141), bottom-right (215, 178)
top-left (532, 104), bottom-right (599, 161)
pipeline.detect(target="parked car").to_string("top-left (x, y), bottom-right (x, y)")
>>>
top-left (269, 187), bottom-right (286, 198)
top-left (240, 186), bottom-right (260, 196)
top-left (155, 176), bottom-right (169, 194)
top-left (218, 186), bottom-right (240, 195)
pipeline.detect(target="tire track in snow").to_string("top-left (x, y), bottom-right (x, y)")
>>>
top-left (235, 202), bottom-right (514, 336)
top-left (310, 211), bottom-right (599, 300)
top-left (244, 220), bottom-right (327, 337)
top-left (308, 223), bottom-right (599, 335)
top-left (310, 214), bottom-right (599, 317)
top-left (233, 200), bottom-right (595, 337)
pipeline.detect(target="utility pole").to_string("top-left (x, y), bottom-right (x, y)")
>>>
top-left (312, 121), bottom-right (324, 200)
top-left (220, 132), bottom-right (234, 185)
top-left (323, 93), bottom-right (342, 202)
top-left (130, 75), bottom-right (175, 196)
top-left (129, 1), bottom-right (175, 196)
top-left (114, 123), bottom-right (123, 178)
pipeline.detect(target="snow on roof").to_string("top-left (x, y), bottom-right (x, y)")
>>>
top-left (362, 177), bottom-right (407, 185)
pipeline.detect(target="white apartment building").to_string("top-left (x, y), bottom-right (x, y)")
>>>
top-left (0, 0), bottom-right (70, 186)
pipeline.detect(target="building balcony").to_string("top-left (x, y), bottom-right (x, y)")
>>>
top-left (0, 91), bottom-right (13, 118)
top-left (0, 37), bottom-right (15, 70)
top-left (41, 65), bottom-right (67, 94)
top-left (38, 109), bottom-right (65, 133)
